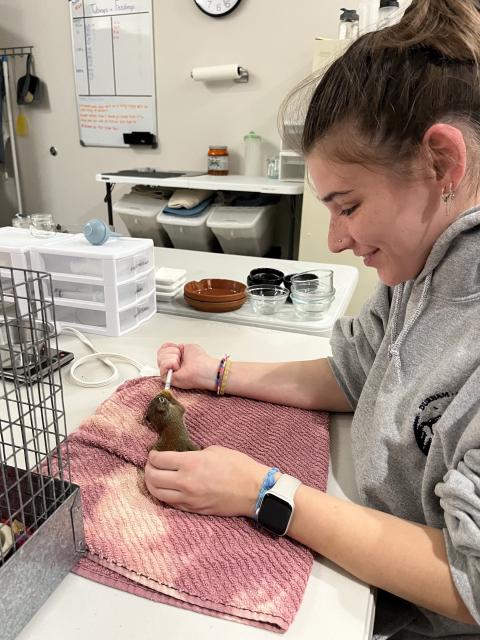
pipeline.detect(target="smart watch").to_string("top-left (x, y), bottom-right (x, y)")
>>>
top-left (256, 474), bottom-right (301, 537)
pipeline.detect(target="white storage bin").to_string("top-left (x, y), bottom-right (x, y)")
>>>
top-left (156, 207), bottom-right (218, 252)
top-left (30, 235), bottom-right (154, 284)
top-left (51, 289), bottom-right (156, 336)
top-left (114, 191), bottom-right (172, 247)
top-left (206, 205), bottom-right (276, 257)
top-left (278, 151), bottom-right (305, 182)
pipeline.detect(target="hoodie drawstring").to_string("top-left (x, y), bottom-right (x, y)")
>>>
top-left (388, 274), bottom-right (432, 381)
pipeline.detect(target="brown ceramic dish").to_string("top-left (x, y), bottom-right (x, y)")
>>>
top-left (184, 293), bottom-right (246, 313)
top-left (184, 279), bottom-right (246, 303)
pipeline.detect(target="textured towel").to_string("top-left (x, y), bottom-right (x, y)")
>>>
top-left (67, 377), bottom-right (330, 632)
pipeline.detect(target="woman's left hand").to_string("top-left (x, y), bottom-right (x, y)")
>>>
top-left (144, 445), bottom-right (269, 518)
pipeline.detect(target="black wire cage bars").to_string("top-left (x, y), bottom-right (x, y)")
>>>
top-left (0, 266), bottom-right (84, 640)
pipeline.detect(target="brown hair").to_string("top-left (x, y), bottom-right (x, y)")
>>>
top-left (282, 0), bottom-right (480, 181)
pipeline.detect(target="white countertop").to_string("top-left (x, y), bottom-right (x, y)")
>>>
top-left (96, 173), bottom-right (304, 195)
top-left (17, 313), bottom-right (374, 640)
top-left (154, 247), bottom-right (359, 338)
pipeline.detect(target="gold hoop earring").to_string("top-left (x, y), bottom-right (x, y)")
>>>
top-left (442, 182), bottom-right (456, 204)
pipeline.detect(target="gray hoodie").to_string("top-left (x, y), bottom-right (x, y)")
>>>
top-left (329, 206), bottom-right (480, 639)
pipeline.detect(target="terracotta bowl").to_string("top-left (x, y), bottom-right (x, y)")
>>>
top-left (184, 279), bottom-right (246, 303)
top-left (184, 293), bottom-right (246, 313)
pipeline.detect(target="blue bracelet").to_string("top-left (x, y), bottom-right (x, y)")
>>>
top-left (254, 467), bottom-right (280, 518)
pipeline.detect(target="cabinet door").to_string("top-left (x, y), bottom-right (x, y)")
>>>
top-left (299, 39), bottom-right (379, 316)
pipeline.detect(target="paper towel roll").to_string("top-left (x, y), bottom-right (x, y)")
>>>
top-left (191, 64), bottom-right (243, 82)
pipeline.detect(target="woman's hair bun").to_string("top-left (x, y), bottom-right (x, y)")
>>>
top-left (376, 0), bottom-right (480, 63)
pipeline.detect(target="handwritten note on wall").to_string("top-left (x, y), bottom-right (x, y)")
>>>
top-left (70, 0), bottom-right (156, 147)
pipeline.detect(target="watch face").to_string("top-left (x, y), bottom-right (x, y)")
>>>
top-left (257, 494), bottom-right (292, 537)
top-left (194, 0), bottom-right (242, 17)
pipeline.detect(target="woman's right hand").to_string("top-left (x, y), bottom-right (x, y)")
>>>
top-left (156, 342), bottom-right (218, 391)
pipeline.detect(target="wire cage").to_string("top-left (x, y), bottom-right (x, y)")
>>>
top-left (0, 266), bottom-right (85, 640)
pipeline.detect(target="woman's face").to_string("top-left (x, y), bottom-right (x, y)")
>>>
top-left (307, 151), bottom-right (446, 286)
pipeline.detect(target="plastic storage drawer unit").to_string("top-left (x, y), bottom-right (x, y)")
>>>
top-left (206, 205), bottom-right (276, 257)
top-left (29, 234), bottom-right (156, 336)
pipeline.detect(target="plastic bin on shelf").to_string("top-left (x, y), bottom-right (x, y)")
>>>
top-left (206, 205), bottom-right (277, 257)
top-left (156, 206), bottom-right (218, 252)
top-left (278, 151), bottom-right (305, 182)
top-left (113, 191), bottom-right (172, 247)
top-left (29, 234), bottom-right (156, 336)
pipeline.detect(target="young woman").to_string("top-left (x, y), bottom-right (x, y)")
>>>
top-left (145, 1), bottom-right (480, 636)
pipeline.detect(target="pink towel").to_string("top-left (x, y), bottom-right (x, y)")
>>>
top-left (67, 377), bottom-right (330, 632)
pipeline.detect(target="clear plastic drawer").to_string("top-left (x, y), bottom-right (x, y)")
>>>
top-left (48, 269), bottom-right (155, 307)
top-left (51, 289), bottom-right (156, 336)
top-left (34, 246), bottom-right (154, 283)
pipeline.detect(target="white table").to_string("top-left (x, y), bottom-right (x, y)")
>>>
top-left (154, 247), bottom-right (359, 338)
top-left (17, 314), bottom-right (374, 640)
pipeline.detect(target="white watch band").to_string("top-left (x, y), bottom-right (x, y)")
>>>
top-left (269, 474), bottom-right (301, 501)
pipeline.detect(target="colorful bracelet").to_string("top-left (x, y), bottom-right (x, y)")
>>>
top-left (215, 354), bottom-right (230, 395)
top-left (254, 467), bottom-right (280, 518)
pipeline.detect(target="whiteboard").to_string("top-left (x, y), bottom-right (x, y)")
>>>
top-left (69, 0), bottom-right (157, 148)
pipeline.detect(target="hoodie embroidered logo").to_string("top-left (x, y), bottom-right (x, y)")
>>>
top-left (413, 391), bottom-right (457, 455)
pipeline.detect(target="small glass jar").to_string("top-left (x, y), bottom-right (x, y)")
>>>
top-left (12, 214), bottom-right (31, 229)
top-left (30, 213), bottom-right (56, 238)
top-left (208, 146), bottom-right (229, 176)
top-left (266, 157), bottom-right (280, 179)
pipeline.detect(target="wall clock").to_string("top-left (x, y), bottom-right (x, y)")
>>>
top-left (194, 0), bottom-right (243, 18)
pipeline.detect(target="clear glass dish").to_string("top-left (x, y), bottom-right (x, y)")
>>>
top-left (290, 269), bottom-right (334, 296)
top-left (290, 291), bottom-right (335, 320)
top-left (247, 285), bottom-right (288, 315)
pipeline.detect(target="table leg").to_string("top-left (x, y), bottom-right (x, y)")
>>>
top-left (104, 182), bottom-right (114, 229)
top-left (288, 194), bottom-right (301, 260)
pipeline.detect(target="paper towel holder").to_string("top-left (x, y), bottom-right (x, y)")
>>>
top-left (190, 65), bottom-right (249, 83)
top-left (234, 67), bottom-right (249, 83)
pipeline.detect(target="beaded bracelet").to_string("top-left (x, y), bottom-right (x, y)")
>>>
top-left (215, 354), bottom-right (230, 396)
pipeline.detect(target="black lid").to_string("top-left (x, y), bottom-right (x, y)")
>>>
top-left (340, 7), bottom-right (359, 21)
top-left (380, 0), bottom-right (399, 6)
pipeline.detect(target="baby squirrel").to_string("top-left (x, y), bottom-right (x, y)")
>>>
top-left (144, 389), bottom-right (200, 452)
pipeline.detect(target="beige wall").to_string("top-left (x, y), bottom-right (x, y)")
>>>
top-left (298, 38), bottom-right (379, 316)
top-left (0, 0), bottom-right (349, 232)
top-left (299, 182), bottom-right (380, 316)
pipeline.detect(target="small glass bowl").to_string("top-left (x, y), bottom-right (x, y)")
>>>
top-left (291, 291), bottom-right (335, 320)
top-left (290, 269), bottom-right (334, 296)
top-left (247, 285), bottom-right (288, 315)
